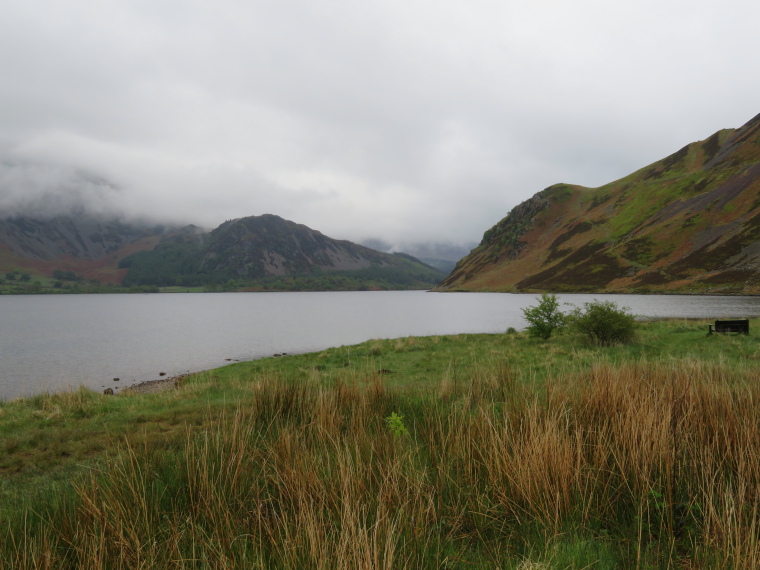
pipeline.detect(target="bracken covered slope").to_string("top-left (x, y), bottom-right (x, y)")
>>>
top-left (437, 112), bottom-right (760, 294)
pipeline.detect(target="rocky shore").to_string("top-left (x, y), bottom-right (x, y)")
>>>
top-left (121, 374), bottom-right (188, 395)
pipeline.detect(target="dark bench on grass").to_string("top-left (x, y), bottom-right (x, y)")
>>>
top-left (708, 319), bottom-right (749, 335)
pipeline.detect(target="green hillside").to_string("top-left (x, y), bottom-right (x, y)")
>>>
top-left (438, 112), bottom-right (760, 294)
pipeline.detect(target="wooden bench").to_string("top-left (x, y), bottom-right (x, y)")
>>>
top-left (708, 319), bottom-right (750, 335)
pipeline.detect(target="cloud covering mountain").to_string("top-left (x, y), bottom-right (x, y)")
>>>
top-left (1, 1), bottom-right (759, 248)
top-left (0, 160), bottom-right (122, 219)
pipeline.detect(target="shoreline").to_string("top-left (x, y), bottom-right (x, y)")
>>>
top-left (120, 373), bottom-right (190, 395)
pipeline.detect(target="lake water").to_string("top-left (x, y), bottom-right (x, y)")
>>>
top-left (2, 291), bottom-right (760, 400)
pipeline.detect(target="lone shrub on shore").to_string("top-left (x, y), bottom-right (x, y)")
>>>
top-left (521, 293), bottom-right (565, 340)
top-left (569, 299), bottom-right (636, 346)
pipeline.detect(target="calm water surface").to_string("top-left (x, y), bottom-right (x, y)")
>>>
top-left (2, 291), bottom-right (760, 400)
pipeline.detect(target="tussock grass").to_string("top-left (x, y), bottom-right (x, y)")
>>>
top-left (4, 356), bottom-right (760, 567)
top-left (3, 319), bottom-right (760, 567)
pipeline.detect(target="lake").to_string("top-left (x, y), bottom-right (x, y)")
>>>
top-left (2, 291), bottom-right (760, 400)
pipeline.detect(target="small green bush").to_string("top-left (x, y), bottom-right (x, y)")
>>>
top-left (385, 412), bottom-right (408, 437)
top-left (569, 300), bottom-right (637, 346)
top-left (521, 293), bottom-right (566, 340)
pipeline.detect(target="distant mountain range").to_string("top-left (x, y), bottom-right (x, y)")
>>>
top-left (0, 212), bottom-right (443, 291)
top-left (119, 214), bottom-right (443, 289)
top-left (358, 238), bottom-right (475, 274)
top-left (437, 112), bottom-right (760, 294)
top-left (5, 112), bottom-right (760, 295)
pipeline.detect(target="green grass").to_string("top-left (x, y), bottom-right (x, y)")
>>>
top-left (217, 318), bottom-right (760, 391)
top-left (2, 319), bottom-right (760, 567)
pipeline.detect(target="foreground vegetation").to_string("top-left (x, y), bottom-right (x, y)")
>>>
top-left (2, 319), bottom-right (760, 567)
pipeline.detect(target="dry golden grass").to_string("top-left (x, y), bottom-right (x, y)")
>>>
top-left (5, 358), bottom-right (760, 567)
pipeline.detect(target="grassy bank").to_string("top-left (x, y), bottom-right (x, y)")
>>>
top-left (2, 319), bottom-right (760, 567)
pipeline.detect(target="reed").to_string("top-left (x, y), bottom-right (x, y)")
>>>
top-left (4, 355), bottom-right (760, 567)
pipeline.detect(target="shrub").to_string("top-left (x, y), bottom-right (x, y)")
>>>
top-left (385, 412), bottom-right (408, 437)
top-left (569, 300), bottom-right (636, 346)
top-left (521, 293), bottom-right (566, 340)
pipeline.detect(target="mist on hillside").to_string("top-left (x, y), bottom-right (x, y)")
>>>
top-left (361, 238), bottom-right (476, 263)
top-left (0, 158), bottom-right (479, 256)
top-left (0, 159), bottom-right (127, 220)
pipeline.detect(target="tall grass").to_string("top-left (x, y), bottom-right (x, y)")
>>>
top-left (4, 360), bottom-right (760, 567)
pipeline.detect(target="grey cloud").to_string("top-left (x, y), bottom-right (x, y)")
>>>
top-left (0, 0), bottom-right (758, 247)
top-left (0, 159), bottom-right (123, 219)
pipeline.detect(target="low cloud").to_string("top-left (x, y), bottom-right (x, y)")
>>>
top-left (0, 159), bottom-right (123, 219)
top-left (361, 238), bottom-right (477, 262)
top-left (0, 1), bottom-right (758, 246)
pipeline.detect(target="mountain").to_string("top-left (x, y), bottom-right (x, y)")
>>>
top-left (0, 211), bottom-right (443, 291)
top-left (119, 214), bottom-right (444, 290)
top-left (416, 258), bottom-right (458, 274)
top-left (0, 214), bottom-right (168, 283)
top-left (437, 112), bottom-right (760, 294)
top-left (359, 239), bottom-right (478, 275)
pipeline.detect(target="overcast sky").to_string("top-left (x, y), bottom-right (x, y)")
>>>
top-left (0, 0), bottom-right (758, 251)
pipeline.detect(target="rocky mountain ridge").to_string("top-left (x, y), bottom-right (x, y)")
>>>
top-left (0, 211), bottom-right (442, 290)
top-left (118, 214), bottom-right (443, 289)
